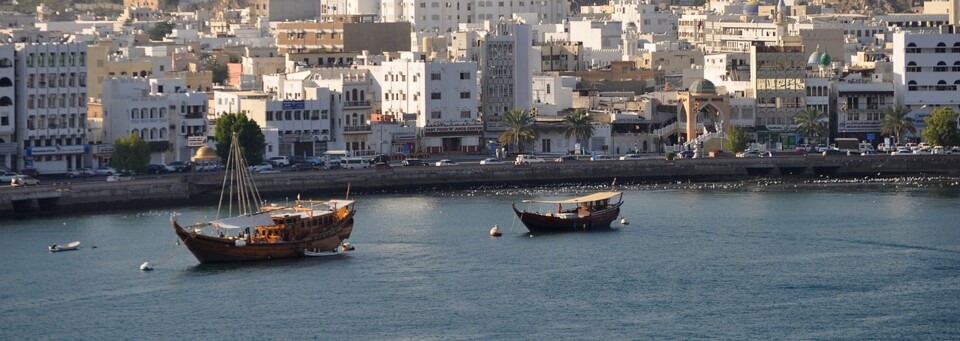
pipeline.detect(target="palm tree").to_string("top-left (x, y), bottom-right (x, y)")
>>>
top-left (793, 107), bottom-right (826, 145)
top-left (880, 105), bottom-right (916, 144)
top-left (563, 109), bottom-right (595, 154)
top-left (498, 109), bottom-right (537, 153)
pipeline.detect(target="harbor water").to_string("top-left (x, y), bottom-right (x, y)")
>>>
top-left (1, 179), bottom-right (959, 339)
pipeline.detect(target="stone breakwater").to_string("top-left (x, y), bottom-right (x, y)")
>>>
top-left (2, 155), bottom-right (959, 217)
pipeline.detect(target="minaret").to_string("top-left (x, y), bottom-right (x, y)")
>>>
top-left (775, 0), bottom-right (787, 45)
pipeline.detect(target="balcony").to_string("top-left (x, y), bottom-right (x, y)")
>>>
top-left (343, 100), bottom-right (371, 109)
top-left (343, 125), bottom-right (372, 134)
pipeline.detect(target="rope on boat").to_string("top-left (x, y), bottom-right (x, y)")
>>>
top-left (509, 211), bottom-right (520, 234)
top-left (152, 238), bottom-right (181, 266)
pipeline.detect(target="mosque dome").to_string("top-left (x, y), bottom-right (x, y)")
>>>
top-left (690, 79), bottom-right (717, 94)
top-left (192, 145), bottom-right (218, 161)
top-left (807, 50), bottom-right (822, 66)
top-left (743, 0), bottom-right (759, 15)
top-left (819, 52), bottom-right (832, 67)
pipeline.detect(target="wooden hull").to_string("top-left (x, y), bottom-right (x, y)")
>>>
top-left (513, 202), bottom-right (622, 233)
top-left (173, 211), bottom-right (355, 264)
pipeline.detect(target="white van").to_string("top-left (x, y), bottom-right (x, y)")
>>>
top-left (342, 157), bottom-right (370, 170)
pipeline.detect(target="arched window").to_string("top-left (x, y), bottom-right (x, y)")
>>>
top-left (150, 108), bottom-right (157, 118)
top-left (953, 61), bottom-right (960, 72)
top-left (906, 61), bottom-right (919, 72)
top-left (141, 108), bottom-right (147, 119)
top-left (360, 90), bottom-right (365, 101)
top-left (159, 107), bottom-right (166, 118)
top-left (954, 42), bottom-right (960, 53)
top-left (936, 42), bottom-right (946, 53)
top-left (142, 128), bottom-right (149, 139)
top-left (0, 96), bottom-right (11, 106)
top-left (908, 80), bottom-right (917, 91)
top-left (150, 128), bottom-right (157, 139)
top-left (906, 42), bottom-right (919, 53)
top-left (131, 108), bottom-right (139, 119)
top-left (159, 128), bottom-right (166, 139)
top-left (935, 61), bottom-right (947, 72)
top-left (0, 77), bottom-right (11, 87)
top-left (937, 80), bottom-right (948, 91)
top-left (0, 58), bottom-right (11, 68)
top-left (351, 89), bottom-right (358, 102)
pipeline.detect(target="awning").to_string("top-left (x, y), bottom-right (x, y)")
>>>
top-left (523, 191), bottom-right (622, 204)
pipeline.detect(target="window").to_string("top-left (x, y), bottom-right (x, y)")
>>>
top-left (431, 92), bottom-right (442, 100)
top-left (431, 111), bottom-right (442, 119)
top-left (936, 42), bottom-right (946, 53)
top-left (935, 61), bottom-right (947, 72)
top-left (460, 110), bottom-right (471, 118)
top-left (460, 72), bottom-right (470, 80)
top-left (431, 73), bottom-right (441, 80)
top-left (266, 111), bottom-right (273, 121)
top-left (460, 91), bottom-right (470, 99)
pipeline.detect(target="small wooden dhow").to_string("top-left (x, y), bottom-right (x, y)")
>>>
top-left (172, 135), bottom-right (355, 264)
top-left (512, 191), bottom-right (624, 233)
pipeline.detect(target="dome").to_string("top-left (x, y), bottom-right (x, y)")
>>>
top-left (807, 51), bottom-right (822, 66)
top-left (690, 79), bottom-right (716, 94)
top-left (819, 52), bottom-right (832, 67)
top-left (192, 145), bottom-right (218, 161)
top-left (743, 0), bottom-right (759, 15)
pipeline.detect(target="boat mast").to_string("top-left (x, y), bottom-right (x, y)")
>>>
top-left (217, 133), bottom-right (264, 219)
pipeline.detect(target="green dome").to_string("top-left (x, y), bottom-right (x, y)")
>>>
top-left (819, 52), bottom-right (832, 67)
top-left (690, 79), bottom-right (716, 94)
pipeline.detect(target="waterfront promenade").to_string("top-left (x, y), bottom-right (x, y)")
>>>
top-left (2, 154), bottom-right (959, 217)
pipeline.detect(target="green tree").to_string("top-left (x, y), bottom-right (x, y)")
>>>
top-left (148, 21), bottom-right (175, 41)
top-left (921, 107), bottom-right (960, 147)
top-left (563, 109), bottom-right (595, 154)
top-left (793, 107), bottom-right (826, 144)
top-left (725, 126), bottom-right (749, 152)
top-left (498, 109), bottom-right (537, 153)
top-left (202, 57), bottom-right (228, 84)
top-left (214, 113), bottom-right (266, 165)
top-left (880, 105), bottom-right (916, 144)
top-left (113, 133), bottom-right (151, 174)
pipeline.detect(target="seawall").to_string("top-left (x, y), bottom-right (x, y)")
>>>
top-left (2, 155), bottom-right (958, 217)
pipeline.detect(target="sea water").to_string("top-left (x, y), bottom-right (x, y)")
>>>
top-left (1, 179), bottom-right (958, 339)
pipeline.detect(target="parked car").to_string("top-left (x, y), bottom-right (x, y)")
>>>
top-left (677, 150), bottom-right (695, 159)
top-left (0, 171), bottom-right (18, 182)
top-left (11, 175), bottom-right (40, 187)
top-left (249, 162), bottom-right (274, 173)
top-left (435, 159), bottom-right (458, 166)
top-left (325, 162), bottom-right (343, 170)
top-left (95, 167), bottom-right (117, 176)
top-left (146, 164), bottom-right (168, 174)
top-left (736, 150), bottom-right (762, 158)
top-left (619, 154), bottom-right (643, 160)
top-left (479, 158), bottom-right (506, 165)
top-left (267, 156), bottom-right (291, 167)
top-left (66, 168), bottom-right (96, 178)
top-left (402, 158), bottom-right (427, 167)
top-left (514, 155), bottom-right (546, 165)
top-left (554, 155), bottom-right (579, 163)
top-left (165, 161), bottom-right (188, 172)
top-left (590, 154), bottom-right (615, 161)
top-left (822, 149), bottom-right (845, 156)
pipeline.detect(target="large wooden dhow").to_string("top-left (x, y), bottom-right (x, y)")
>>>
top-left (172, 135), bottom-right (355, 263)
top-left (512, 191), bottom-right (623, 233)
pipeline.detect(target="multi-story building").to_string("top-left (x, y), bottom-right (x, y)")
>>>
top-left (892, 28), bottom-right (960, 140)
top-left (750, 44), bottom-right (806, 147)
top-left (14, 43), bottom-right (89, 174)
top-left (370, 52), bottom-right (481, 154)
top-left (274, 16), bottom-right (411, 57)
top-left (307, 69), bottom-right (377, 154)
top-left (481, 21), bottom-right (531, 135)
top-left (213, 87), bottom-right (332, 158)
top-left (0, 45), bottom-right (14, 170)
top-left (94, 77), bottom-right (208, 165)
top-left (608, 0), bottom-right (678, 38)
top-left (835, 77), bottom-right (894, 142)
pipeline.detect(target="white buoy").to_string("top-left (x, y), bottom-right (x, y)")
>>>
top-left (620, 217), bottom-right (630, 225)
top-left (489, 224), bottom-right (502, 237)
top-left (341, 242), bottom-right (355, 251)
top-left (139, 262), bottom-right (153, 271)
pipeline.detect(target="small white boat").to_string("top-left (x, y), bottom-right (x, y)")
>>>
top-left (304, 248), bottom-right (341, 257)
top-left (139, 262), bottom-right (154, 271)
top-left (489, 225), bottom-right (502, 237)
top-left (49, 241), bottom-right (80, 252)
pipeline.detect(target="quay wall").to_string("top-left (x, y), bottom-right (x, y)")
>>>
top-left (1, 155), bottom-right (958, 217)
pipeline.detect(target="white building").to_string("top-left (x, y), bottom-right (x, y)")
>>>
top-left (892, 28), bottom-right (960, 139)
top-left (836, 76), bottom-right (894, 142)
top-left (369, 52), bottom-right (481, 154)
top-left (213, 88), bottom-right (332, 158)
top-left (97, 77), bottom-right (209, 165)
top-left (14, 43), bottom-right (89, 175)
top-left (608, 0), bottom-right (678, 37)
top-left (0, 45), bottom-right (15, 170)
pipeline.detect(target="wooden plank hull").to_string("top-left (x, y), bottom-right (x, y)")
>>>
top-left (513, 202), bottom-right (622, 233)
top-left (173, 211), bottom-right (355, 264)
